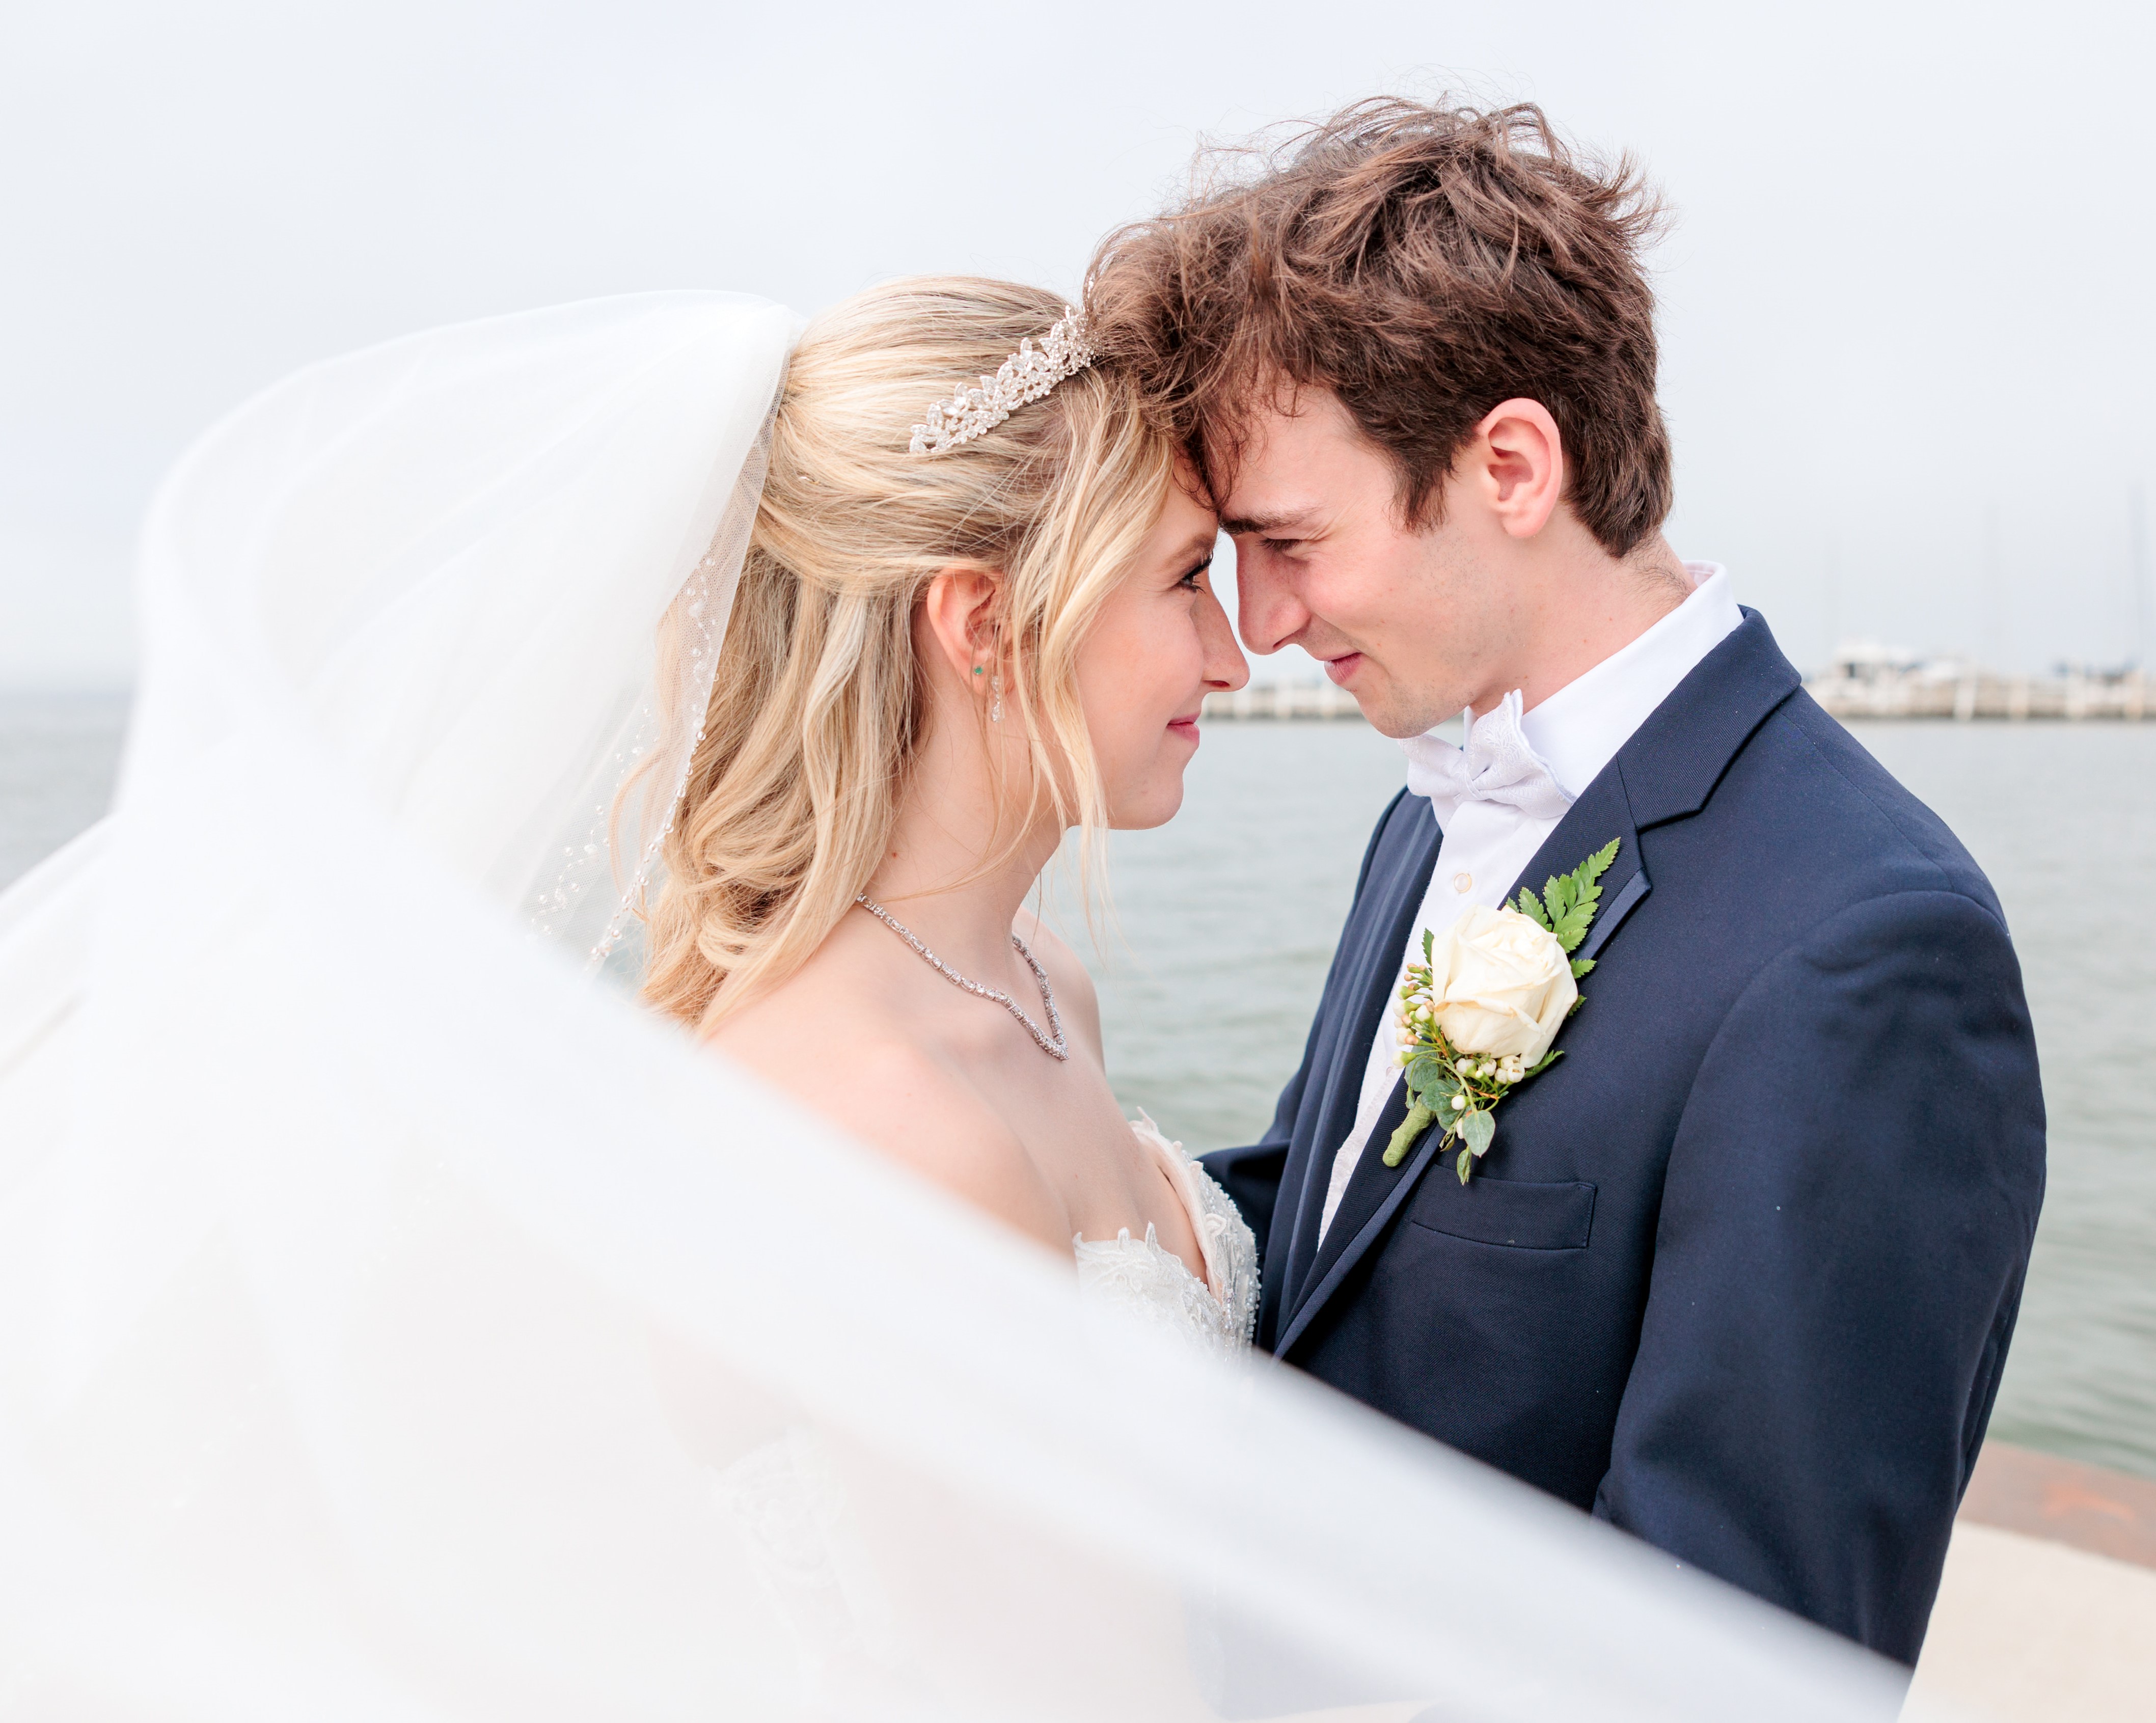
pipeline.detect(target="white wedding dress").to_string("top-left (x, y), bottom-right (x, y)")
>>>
top-left (0, 293), bottom-right (1916, 1721)
top-left (1079, 1118), bottom-right (1258, 1356)
top-left (716, 1118), bottom-right (1255, 1699)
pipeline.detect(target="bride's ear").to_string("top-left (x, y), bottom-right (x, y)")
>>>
top-left (920, 566), bottom-right (1005, 687)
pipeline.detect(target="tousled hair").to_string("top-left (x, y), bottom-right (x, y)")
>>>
top-left (641, 277), bottom-right (1176, 1030)
top-left (1084, 96), bottom-right (1672, 556)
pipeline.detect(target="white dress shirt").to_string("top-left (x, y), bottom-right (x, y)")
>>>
top-left (1316, 562), bottom-right (1743, 1238)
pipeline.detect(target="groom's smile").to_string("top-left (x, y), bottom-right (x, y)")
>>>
top-left (1318, 649), bottom-right (1365, 689)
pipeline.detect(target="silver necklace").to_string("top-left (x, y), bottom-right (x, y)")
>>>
top-left (855, 894), bottom-right (1069, 1061)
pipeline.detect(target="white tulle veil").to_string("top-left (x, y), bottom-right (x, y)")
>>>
top-left (0, 293), bottom-right (1919, 1719)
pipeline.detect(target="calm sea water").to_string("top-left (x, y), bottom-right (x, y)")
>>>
top-left (4, 697), bottom-right (2152, 1480)
top-left (0, 694), bottom-right (129, 887)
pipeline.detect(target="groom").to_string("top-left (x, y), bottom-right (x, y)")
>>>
top-left (1087, 98), bottom-right (2045, 1665)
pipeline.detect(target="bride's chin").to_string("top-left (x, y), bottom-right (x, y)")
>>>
top-left (1106, 777), bottom-right (1186, 832)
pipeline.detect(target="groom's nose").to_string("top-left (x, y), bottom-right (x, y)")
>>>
top-left (1229, 539), bottom-right (1311, 655)
top-left (1197, 587), bottom-right (1251, 692)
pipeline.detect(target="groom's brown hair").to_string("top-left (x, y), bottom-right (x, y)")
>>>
top-left (1085, 97), bottom-right (1672, 556)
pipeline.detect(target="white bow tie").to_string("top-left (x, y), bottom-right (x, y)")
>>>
top-left (1400, 690), bottom-right (1574, 828)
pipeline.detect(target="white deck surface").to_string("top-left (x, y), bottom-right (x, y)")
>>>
top-left (1908, 1522), bottom-right (2156, 1721)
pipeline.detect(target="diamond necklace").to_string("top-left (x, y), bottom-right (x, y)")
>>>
top-left (854, 894), bottom-right (1069, 1061)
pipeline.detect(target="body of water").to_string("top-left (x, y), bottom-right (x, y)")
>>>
top-left (0, 694), bottom-right (129, 887)
top-left (4, 697), bottom-right (2151, 1480)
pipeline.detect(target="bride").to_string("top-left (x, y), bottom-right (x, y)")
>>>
top-left (646, 278), bottom-right (1255, 1349)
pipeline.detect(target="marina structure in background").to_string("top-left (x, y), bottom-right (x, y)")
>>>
top-left (1202, 643), bottom-right (2153, 723)
top-left (1808, 639), bottom-right (2150, 721)
top-left (1200, 679), bottom-right (1367, 720)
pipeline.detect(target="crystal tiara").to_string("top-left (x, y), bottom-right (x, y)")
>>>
top-left (908, 310), bottom-right (1096, 455)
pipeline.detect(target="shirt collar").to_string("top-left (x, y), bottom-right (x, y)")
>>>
top-left (1445, 562), bottom-right (1743, 802)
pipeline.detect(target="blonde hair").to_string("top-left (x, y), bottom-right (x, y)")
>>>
top-left (641, 278), bottom-right (1179, 1029)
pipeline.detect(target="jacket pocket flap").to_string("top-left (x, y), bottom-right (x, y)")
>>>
top-left (1407, 1175), bottom-right (1596, 1250)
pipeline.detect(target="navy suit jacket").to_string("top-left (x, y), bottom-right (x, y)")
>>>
top-left (1204, 613), bottom-right (2045, 1666)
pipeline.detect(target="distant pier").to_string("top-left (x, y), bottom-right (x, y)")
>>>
top-left (1807, 664), bottom-right (2149, 721)
top-left (1202, 660), bottom-right (2153, 722)
top-left (1200, 681), bottom-right (1366, 720)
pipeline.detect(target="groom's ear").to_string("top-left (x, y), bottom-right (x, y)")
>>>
top-left (919, 565), bottom-right (1006, 683)
top-left (1469, 399), bottom-right (1566, 541)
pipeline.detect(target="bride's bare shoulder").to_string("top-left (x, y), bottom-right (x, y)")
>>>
top-left (708, 1002), bottom-right (1068, 1255)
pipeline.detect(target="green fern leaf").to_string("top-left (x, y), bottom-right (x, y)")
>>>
top-left (1544, 839), bottom-right (1622, 952)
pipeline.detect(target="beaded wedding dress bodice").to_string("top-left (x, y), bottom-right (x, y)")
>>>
top-left (1073, 1116), bottom-right (1258, 1355)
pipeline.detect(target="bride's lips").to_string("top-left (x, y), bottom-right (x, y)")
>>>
top-left (1322, 651), bottom-right (1364, 686)
top-left (1167, 713), bottom-right (1202, 745)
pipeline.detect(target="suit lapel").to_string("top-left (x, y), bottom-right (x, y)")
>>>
top-left (1268, 803), bottom-right (1441, 1326)
top-left (1506, 769), bottom-right (1648, 967)
top-left (1275, 771), bottom-right (1645, 1354)
top-left (1275, 1076), bottom-right (1424, 1357)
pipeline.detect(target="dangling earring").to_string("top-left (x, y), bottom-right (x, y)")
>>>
top-left (990, 672), bottom-right (1003, 724)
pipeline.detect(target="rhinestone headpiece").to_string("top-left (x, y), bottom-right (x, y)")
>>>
top-left (908, 310), bottom-right (1096, 455)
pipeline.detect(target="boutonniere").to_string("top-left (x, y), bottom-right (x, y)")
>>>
top-left (1384, 839), bottom-right (1620, 1183)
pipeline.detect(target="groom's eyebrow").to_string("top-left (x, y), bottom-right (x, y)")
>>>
top-left (1219, 507), bottom-right (1319, 536)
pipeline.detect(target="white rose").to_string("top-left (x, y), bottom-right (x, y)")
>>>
top-left (1423, 903), bottom-right (1577, 1063)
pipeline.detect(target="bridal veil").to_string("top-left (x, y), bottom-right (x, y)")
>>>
top-left (0, 294), bottom-right (1914, 1719)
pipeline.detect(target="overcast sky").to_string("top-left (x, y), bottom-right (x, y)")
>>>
top-left (4, 0), bottom-right (2153, 687)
